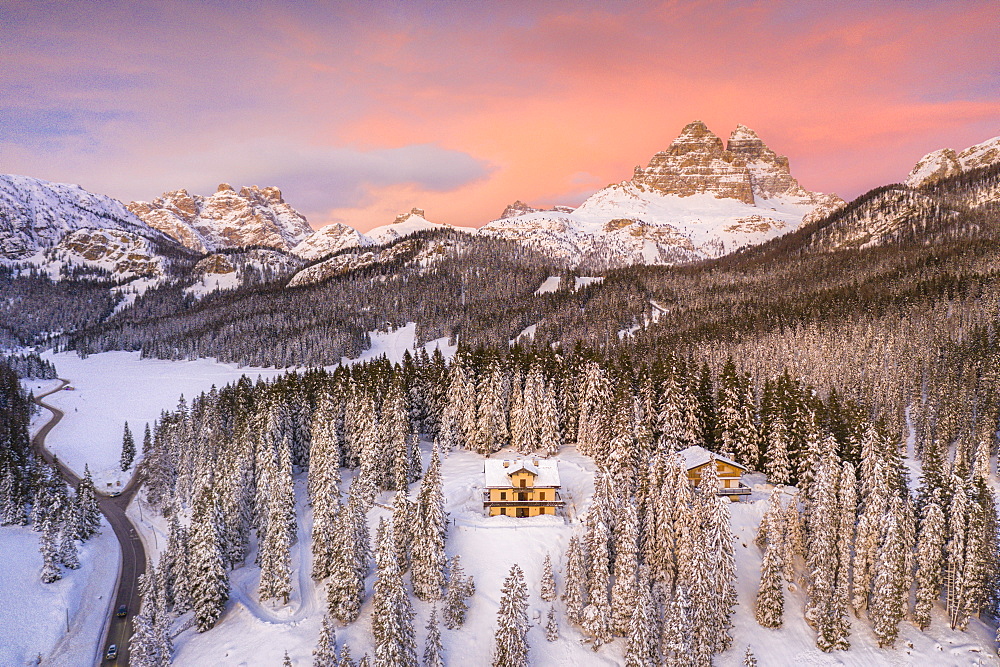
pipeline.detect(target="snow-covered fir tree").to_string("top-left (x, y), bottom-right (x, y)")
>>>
top-left (313, 613), bottom-right (338, 667)
top-left (187, 489), bottom-right (229, 632)
top-left (540, 553), bottom-right (557, 602)
top-left (412, 443), bottom-right (447, 601)
top-left (121, 421), bottom-right (136, 471)
top-left (545, 604), bottom-right (558, 642)
top-left (625, 568), bottom-right (659, 667)
top-left (75, 464), bottom-right (102, 539)
top-left (492, 563), bottom-right (529, 667)
top-left (371, 519), bottom-right (417, 667)
top-left (422, 605), bottom-right (444, 667)
top-left (130, 563), bottom-right (173, 667)
top-left (443, 554), bottom-right (475, 630)
top-left (913, 500), bottom-right (946, 630)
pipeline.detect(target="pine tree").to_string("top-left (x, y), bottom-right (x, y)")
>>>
top-left (744, 646), bottom-right (758, 667)
top-left (188, 489), bottom-right (229, 632)
top-left (121, 421), bottom-right (136, 471)
top-left (913, 501), bottom-right (946, 630)
top-left (39, 507), bottom-right (61, 583)
top-left (611, 498), bottom-right (640, 635)
top-left (371, 519), bottom-right (417, 667)
top-left (75, 464), bottom-right (102, 540)
top-left (443, 555), bottom-right (475, 629)
top-left (412, 443), bottom-right (447, 601)
top-left (582, 516), bottom-right (612, 647)
top-left (660, 584), bottom-right (692, 666)
top-left (492, 564), bottom-right (529, 667)
top-left (283, 651), bottom-right (292, 667)
top-left (326, 491), bottom-right (365, 623)
top-left (313, 614), bottom-right (338, 667)
top-left (130, 563), bottom-right (173, 667)
top-left (540, 553), bottom-right (557, 602)
top-left (422, 605), bottom-right (444, 667)
top-left (765, 416), bottom-right (791, 485)
top-left (805, 454), bottom-right (849, 652)
top-left (625, 570), bottom-right (659, 667)
top-left (755, 538), bottom-right (785, 628)
top-left (870, 504), bottom-right (907, 647)
top-left (545, 605), bottom-right (559, 642)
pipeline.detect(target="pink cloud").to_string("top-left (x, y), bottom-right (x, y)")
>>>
top-left (1, 1), bottom-right (997, 230)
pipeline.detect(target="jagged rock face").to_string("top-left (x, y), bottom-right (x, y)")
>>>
top-left (633, 121), bottom-right (755, 204)
top-left (292, 222), bottom-right (367, 260)
top-left (193, 253), bottom-right (236, 275)
top-left (958, 136), bottom-right (1000, 171)
top-left (128, 183), bottom-right (314, 253)
top-left (394, 207), bottom-right (426, 224)
top-left (0, 174), bottom-right (166, 259)
top-left (54, 228), bottom-right (164, 277)
top-left (906, 136), bottom-right (1000, 188)
top-left (807, 188), bottom-right (961, 251)
top-left (500, 200), bottom-right (541, 219)
top-left (905, 149), bottom-right (962, 188)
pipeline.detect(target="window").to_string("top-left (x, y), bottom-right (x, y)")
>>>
top-left (538, 491), bottom-right (546, 500)
top-left (500, 508), bottom-right (507, 516)
top-left (500, 491), bottom-right (506, 500)
top-left (519, 478), bottom-right (526, 488)
top-left (518, 492), bottom-right (528, 502)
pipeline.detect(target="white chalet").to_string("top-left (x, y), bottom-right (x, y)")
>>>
top-left (483, 458), bottom-right (565, 517)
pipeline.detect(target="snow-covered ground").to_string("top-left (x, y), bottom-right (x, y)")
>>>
top-left (11, 349), bottom-right (1000, 666)
top-left (0, 522), bottom-right (120, 667)
top-left (31, 352), bottom-right (291, 491)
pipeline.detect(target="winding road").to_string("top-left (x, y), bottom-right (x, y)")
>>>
top-left (31, 380), bottom-right (146, 666)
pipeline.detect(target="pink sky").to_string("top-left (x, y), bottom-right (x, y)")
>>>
top-left (1, 1), bottom-right (998, 231)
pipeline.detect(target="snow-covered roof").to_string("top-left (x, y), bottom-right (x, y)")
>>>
top-left (677, 445), bottom-right (747, 473)
top-left (484, 458), bottom-right (561, 487)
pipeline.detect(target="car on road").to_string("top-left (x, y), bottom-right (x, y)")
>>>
top-left (116, 604), bottom-right (127, 617)
top-left (109, 491), bottom-right (121, 497)
top-left (105, 644), bottom-right (118, 661)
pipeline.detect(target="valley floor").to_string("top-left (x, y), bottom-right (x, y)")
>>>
top-left (4, 350), bottom-right (999, 666)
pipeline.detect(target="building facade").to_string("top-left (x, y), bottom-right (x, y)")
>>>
top-left (678, 445), bottom-right (751, 501)
top-left (483, 458), bottom-right (564, 517)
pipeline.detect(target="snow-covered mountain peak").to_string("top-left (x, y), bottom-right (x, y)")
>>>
top-left (291, 222), bottom-right (369, 260)
top-left (0, 174), bottom-right (172, 260)
top-left (481, 121), bottom-right (844, 268)
top-left (906, 135), bottom-right (1000, 188)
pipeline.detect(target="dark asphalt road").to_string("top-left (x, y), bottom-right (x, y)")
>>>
top-left (32, 380), bottom-right (146, 667)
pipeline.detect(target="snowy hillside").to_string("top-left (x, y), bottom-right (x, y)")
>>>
top-left (0, 174), bottom-right (171, 260)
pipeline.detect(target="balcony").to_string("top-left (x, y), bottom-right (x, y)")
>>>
top-left (718, 484), bottom-right (752, 498)
top-left (483, 490), bottom-right (565, 507)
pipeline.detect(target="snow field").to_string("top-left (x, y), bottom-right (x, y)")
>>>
top-left (0, 520), bottom-right (120, 667)
top-left (37, 351), bottom-right (291, 491)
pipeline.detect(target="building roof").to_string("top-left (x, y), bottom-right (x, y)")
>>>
top-left (484, 458), bottom-right (561, 488)
top-left (677, 445), bottom-right (747, 473)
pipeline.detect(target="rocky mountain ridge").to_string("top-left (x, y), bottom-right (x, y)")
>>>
top-left (481, 121), bottom-right (845, 267)
top-left (906, 135), bottom-right (1000, 188)
top-left (127, 183), bottom-right (314, 253)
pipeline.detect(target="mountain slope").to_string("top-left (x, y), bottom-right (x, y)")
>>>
top-left (0, 174), bottom-right (172, 259)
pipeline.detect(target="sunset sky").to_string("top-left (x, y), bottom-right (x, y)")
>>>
top-left (2, 0), bottom-right (998, 231)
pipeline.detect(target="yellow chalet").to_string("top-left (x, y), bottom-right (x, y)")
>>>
top-left (679, 445), bottom-right (751, 502)
top-left (484, 458), bottom-right (565, 517)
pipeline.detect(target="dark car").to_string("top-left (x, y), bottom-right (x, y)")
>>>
top-left (105, 644), bottom-right (118, 661)
top-left (116, 604), bottom-right (127, 617)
